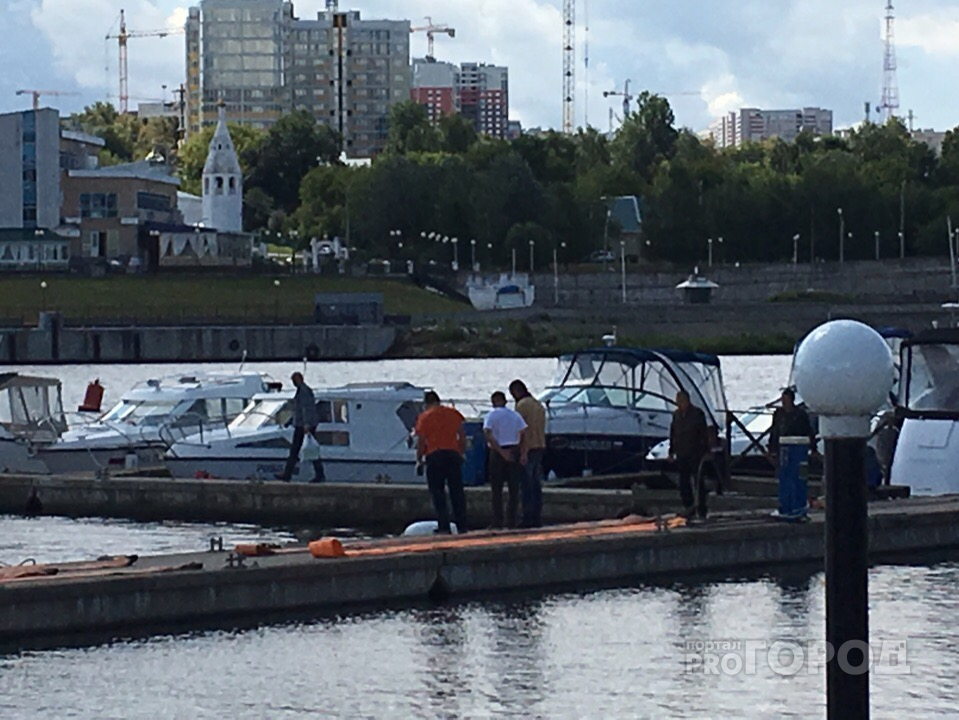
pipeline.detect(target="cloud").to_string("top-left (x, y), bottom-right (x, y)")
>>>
top-left (898, 13), bottom-right (959, 57)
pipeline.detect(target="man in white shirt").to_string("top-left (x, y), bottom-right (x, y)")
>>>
top-left (483, 390), bottom-right (527, 529)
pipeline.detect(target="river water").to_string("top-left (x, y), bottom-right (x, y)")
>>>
top-left (3, 355), bottom-right (956, 718)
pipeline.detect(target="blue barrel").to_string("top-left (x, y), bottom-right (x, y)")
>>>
top-left (777, 437), bottom-right (809, 520)
top-left (461, 420), bottom-right (488, 486)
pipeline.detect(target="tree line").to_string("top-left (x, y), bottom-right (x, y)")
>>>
top-left (67, 94), bottom-right (959, 269)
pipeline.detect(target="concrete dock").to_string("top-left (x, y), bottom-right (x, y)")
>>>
top-left (3, 496), bottom-right (959, 650)
top-left (0, 474), bottom-right (777, 532)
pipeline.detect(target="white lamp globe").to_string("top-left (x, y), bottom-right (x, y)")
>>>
top-left (793, 320), bottom-right (894, 420)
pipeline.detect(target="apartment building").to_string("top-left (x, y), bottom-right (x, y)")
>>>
top-left (0, 108), bottom-right (61, 230)
top-left (186, 0), bottom-right (410, 157)
top-left (411, 59), bottom-right (509, 138)
top-left (706, 107), bottom-right (834, 149)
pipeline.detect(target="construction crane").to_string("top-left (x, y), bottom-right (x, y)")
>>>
top-left (410, 17), bottom-right (455, 61)
top-left (603, 79), bottom-right (632, 117)
top-left (16, 89), bottom-right (79, 110)
top-left (105, 9), bottom-right (184, 114)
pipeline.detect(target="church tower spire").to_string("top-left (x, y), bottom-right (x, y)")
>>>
top-left (201, 101), bottom-right (243, 232)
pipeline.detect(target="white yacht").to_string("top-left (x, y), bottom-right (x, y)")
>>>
top-left (164, 382), bottom-right (428, 483)
top-left (890, 329), bottom-right (959, 494)
top-left (35, 372), bottom-right (273, 475)
top-left (541, 346), bottom-right (728, 478)
top-left (0, 373), bottom-right (67, 474)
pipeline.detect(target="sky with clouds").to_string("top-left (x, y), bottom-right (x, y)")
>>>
top-left (2, 0), bottom-right (958, 133)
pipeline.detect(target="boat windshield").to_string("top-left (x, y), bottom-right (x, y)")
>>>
top-left (101, 400), bottom-right (180, 426)
top-left (906, 344), bottom-right (959, 411)
top-left (543, 352), bottom-right (685, 411)
top-left (672, 361), bottom-right (728, 414)
top-left (0, 382), bottom-right (65, 434)
top-left (230, 399), bottom-right (293, 430)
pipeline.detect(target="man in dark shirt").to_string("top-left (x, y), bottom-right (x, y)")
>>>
top-left (669, 389), bottom-right (711, 519)
top-left (768, 387), bottom-right (815, 465)
top-left (277, 372), bottom-right (326, 483)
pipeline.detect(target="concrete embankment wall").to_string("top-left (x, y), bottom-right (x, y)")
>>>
top-left (0, 322), bottom-right (397, 363)
top-left (4, 497), bottom-right (959, 648)
top-left (529, 258), bottom-right (954, 307)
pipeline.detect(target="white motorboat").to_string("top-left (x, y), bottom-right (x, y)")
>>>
top-left (35, 372), bottom-right (273, 475)
top-left (0, 373), bottom-right (67, 474)
top-left (541, 346), bottom-right (728, 478)
top-left (890, 329), bottom-right (959, 495)
top-left (466, 272), bottom-right (535, 311)
top-left (164, 382), bottom-right (429, 483)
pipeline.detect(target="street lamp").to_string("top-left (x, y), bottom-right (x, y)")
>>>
top-left (620, 241), bottom-right (627, 303)
top-left (529, 239), bottom-right (535, 274)
top-left (874, 230), bottom-right (880, 261)
top-left (837, 208), bottom-right (845, 264)
top-left (707, 237), bottom-right (713, 268)
top-left (718, 236), bottom-right (724, 265)
top-left (451, 237), bottom-right (459, 271)
top-left (272, 279), bottom-right (281, 322)
top-left (470, 238), bottom-right (477, 271)
top-left (793, 234), bottom-right (800, 264)
top-left (40, 280), bottom-right (48, 313)
top-left (898, 231), bottom-right (905, 260)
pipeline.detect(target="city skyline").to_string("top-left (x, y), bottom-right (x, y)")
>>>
top-left (3, 0), bottom-right (959, 133)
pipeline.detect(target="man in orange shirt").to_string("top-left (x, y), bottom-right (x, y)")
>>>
top-left (415, 390), bottom-right (468, 534)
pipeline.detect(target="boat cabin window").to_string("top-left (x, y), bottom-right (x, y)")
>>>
top-left (907, 344), bottom-right (959, 410)
top-left (3, 383), bottom-right (57, 430)
top-left (101, 400), bottom-right (179, 426)
top-left (315, 400), bottom-right (349, 424)
top-left (316, 430), bottom-right (349, 446)
top-left (230, 399), bottom-right (292, 429)
top-left (181, 397), bottom-right (251, 425)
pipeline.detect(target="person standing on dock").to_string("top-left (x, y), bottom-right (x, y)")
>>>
top-left (509, 379), bottom-right (546, 528)
top-left (768, 388), bottom-right (816, 462)
top-left (484, 391), bottom-right (527, 529)
top-left (415, 391), bottom-right (469, 534)
top-left (668, 390), bottom-right (711, 519)
top-left (768, 387), bottom-right (816, 520)
top-left (276, 372), bottom-right (326, 483)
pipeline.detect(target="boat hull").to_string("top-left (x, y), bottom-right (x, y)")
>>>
top-left (35, 444), bottom-right (164, 476)
top-left (0, 439), bottom-right (50, 474)
top-left (544, 432), bottom-right (666, 478)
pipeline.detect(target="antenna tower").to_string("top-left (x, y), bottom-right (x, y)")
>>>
top-left (879, 0), bottom-right (899, 122)
top-left (562, 0), bottom-right (575, 133)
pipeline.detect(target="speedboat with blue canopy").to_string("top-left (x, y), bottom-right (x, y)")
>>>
top-left (539, 346), bottom-right (727, 478)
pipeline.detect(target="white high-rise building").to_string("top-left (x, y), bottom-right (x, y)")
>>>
top-left (704, 107), bottom-right (834, 149)
top-left (201, 103), bottom-right (243, 233)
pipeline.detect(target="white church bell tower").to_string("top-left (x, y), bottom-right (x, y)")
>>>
top-left (201, 101), bottom-right (243, 233)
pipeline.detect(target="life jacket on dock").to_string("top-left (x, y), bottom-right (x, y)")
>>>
top-left (78, 380), bottom-right (104, 413)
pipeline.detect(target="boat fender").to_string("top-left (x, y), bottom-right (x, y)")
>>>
top-left (78, 379), bottom-right (104, 413)
top-left (305, 343), bottom-right (320, 361)
top-left (235, 543), bottom-right (279, 557)
top-left (403, 520), bottom-right (459, 536)
top-left (24, 488), bottom-right (42, 517)
top-left (309, 537), bottom-right (346, 558)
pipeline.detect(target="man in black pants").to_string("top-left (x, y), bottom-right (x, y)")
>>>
top-left (483, 390), bottom-right (527, 529)
top-left (668, 389), bottom-right (711, 519)
top-left (276, 372), bottom-right (326, 483)
top-left (415, 391), bottom-right (469, 534)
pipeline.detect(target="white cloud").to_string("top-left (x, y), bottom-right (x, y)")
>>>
top-left (898, 14), bottom-right (959, 57)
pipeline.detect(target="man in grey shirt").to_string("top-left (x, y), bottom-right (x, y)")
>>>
top-left (277, 372), bottom-right (326, 482)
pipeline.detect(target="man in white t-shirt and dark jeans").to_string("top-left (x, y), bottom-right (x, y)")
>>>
top-left (483, 390), bottom-right (527, 529)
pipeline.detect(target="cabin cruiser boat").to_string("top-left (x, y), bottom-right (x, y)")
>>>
top-left (541, 346), bottom-right (728, 478)
top-left (0, 373), bottom-right (66, 474)
top-left (164, 382), bottom-right (433, 484)
top-left (35, 372), bottom-right (272, 475)
top-left (890, 329), bottom-right (959, 494)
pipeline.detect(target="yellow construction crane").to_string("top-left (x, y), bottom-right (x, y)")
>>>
top-left (410, 17), bottom-right (455, 61)
top-left (16, 89), bottom-right (80, 110)
top-left (105, 9), bottom-right (183, 114)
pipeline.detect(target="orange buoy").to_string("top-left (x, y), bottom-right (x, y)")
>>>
top-left (78, 379), bottom-right (104, 413)
top-left (309, 537), bottom-right (346, 559)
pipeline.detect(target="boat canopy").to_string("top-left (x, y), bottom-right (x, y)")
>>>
top-left (0, 373), bottom-right (66, 438)
top-left (542, 347), bottom-right (723, 425)
top-left (900, 330), bottom-right (959, 412)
